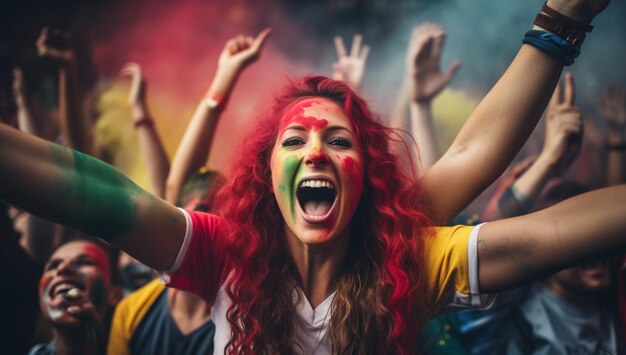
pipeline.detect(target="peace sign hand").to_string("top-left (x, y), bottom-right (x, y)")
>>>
top-left (332, 34), bottom-right (370, 89)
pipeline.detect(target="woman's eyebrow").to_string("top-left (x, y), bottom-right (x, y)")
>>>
top-left (282, 125), bottom-right (353, 136)
top-left (326, 126), bottom-right (354, 136)
top-left (283, 125), bottom-right (307, 133)
top-left (45, 258), bottom-right (61, 268)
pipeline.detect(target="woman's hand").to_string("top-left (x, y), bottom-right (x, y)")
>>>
top-left (217, 28), bottom-right (272, 73)
top-left (408, 23), bottom-right (461, 103)
top-left (540, 72), bottom-right (582, 173)
top-left (332, 34), bottom-right (370, 89)
top-left (120, 63), bottom-right (148, 118)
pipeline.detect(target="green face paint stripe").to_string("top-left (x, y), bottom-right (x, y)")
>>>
top-left (282, 155), bottom-right (300, 224)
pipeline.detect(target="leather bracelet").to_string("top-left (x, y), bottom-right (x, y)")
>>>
top-left (133, 117), bottom-right (154, 128)
top-left (541, 3), bottom-right (593, 31)
top-left (534, 3), bottom-right (593, 48)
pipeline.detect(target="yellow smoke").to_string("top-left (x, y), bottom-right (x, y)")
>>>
top-left (432, 88), bottom-right (479, 153)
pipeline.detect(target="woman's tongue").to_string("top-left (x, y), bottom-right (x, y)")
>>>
top-left (303, 200), bottom-right (332, 216)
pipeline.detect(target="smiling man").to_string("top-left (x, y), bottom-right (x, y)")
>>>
top-left (29, 240), bottom-right (120, 355)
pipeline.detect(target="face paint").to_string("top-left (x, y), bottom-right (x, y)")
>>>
top-left (38, 275), bottom-right (57, 320)
top-left (340, 156), bottom-right (355, 173)
top-left (38, 241), bottom-right (112, 326)
top-left (270, 98), bottom-right (364, 247)
top-left (274, 153), bottom-right (303, 224)
top-left (279, 98), bottom-right (329, 133)
top-left (50, 145), bottom-right (140, 241)
top-left (334, 155), bottom-right (364, 237)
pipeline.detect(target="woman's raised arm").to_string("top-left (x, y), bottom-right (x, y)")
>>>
top-left (420, 0), bottom-right (609, 224)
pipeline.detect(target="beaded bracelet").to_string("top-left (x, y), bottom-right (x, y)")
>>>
top-left (523, 30), bottom-right (580, 66)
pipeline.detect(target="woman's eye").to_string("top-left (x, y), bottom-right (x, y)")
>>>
top-left (282, 137), bottom-right (305, 147)
top-left (45, 261), bottom-right (60, 271)
top-left (77, 259), bottom-right (96, 267)
top-left (328, 137), bottom-right (352, 148)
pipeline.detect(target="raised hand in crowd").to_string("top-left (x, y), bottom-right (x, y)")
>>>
top-left (12, 67), bottom-right (37, 136)
top-left (36, 27), bottom-right (73, 62)
top-left (408, 23), bottom-right (461, 104)
top-left (120, 63), bottom-right (148, 119)
top-left (213, 28), bottom-right (272, 96)
top-left (407, 23), bottom-right (461, 171)
top-left (165, 28), bottom-right (271, 204)
top-left (37, 27), bottom-right (93, 155)
top-left (483, 73), bottom-right (582, 219)
top-left (120, 63), bottom-right (169, 197)
top-left (541, 72), bottom-right (582, 173)
top-left (331, 34), bottom-right (369, 90)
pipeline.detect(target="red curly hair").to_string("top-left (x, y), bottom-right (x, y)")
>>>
top-left (216, 76), bottom-right (432, 354)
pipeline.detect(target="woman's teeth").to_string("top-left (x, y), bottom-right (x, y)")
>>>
top-left (299, 180), bottom-right (333, 189)
top-left (55, 283), bottom-right (83, 299)
top-left (65, 288), bottom-right (82, 299)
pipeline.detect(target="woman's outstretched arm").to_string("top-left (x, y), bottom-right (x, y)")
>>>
top-left (420, 0), bottom-right (609, 224)
top-left (478, 184), bottom-right (626, 293)
top-left (0, 123), bottom-right (185, 271)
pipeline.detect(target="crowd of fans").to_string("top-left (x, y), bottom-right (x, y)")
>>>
top-left (1, 0), bottom-right (625, 353)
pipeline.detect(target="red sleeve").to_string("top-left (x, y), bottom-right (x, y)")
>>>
top-left (160, 210), bottom-right (229, 304)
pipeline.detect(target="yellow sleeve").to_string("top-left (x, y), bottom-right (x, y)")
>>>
top-left (423, 224), bottom-right (493, 313)
top-left (107, 279), bottom-right (165, 355)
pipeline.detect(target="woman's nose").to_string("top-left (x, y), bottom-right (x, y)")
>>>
top-left (56, 259), bottom-right (76, 275)
top-left (304, 145), bottom-right (329, 168)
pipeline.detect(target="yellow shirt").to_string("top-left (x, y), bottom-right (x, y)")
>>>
top-left (107, 279), bottom-right (164, 355)
top-left (424, 224), bottom-right (493, 313)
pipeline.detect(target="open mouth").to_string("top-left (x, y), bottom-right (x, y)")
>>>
top-left (296, 178), bottom-right (337, 221)
top-left (50, 281), bottom-right (85, 300)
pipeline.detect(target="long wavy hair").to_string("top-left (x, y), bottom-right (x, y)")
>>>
top-left (216, 76), bottom-right (432, 354)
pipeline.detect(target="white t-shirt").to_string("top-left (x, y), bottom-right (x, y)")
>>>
top-left (161, 209), bottom-right (492, 354)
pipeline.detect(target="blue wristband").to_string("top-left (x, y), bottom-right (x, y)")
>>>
top-left (523, 30), bottom-right (580, 66)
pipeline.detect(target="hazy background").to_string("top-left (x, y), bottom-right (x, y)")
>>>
top-left (2, 0), bottom-right (625, 214)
